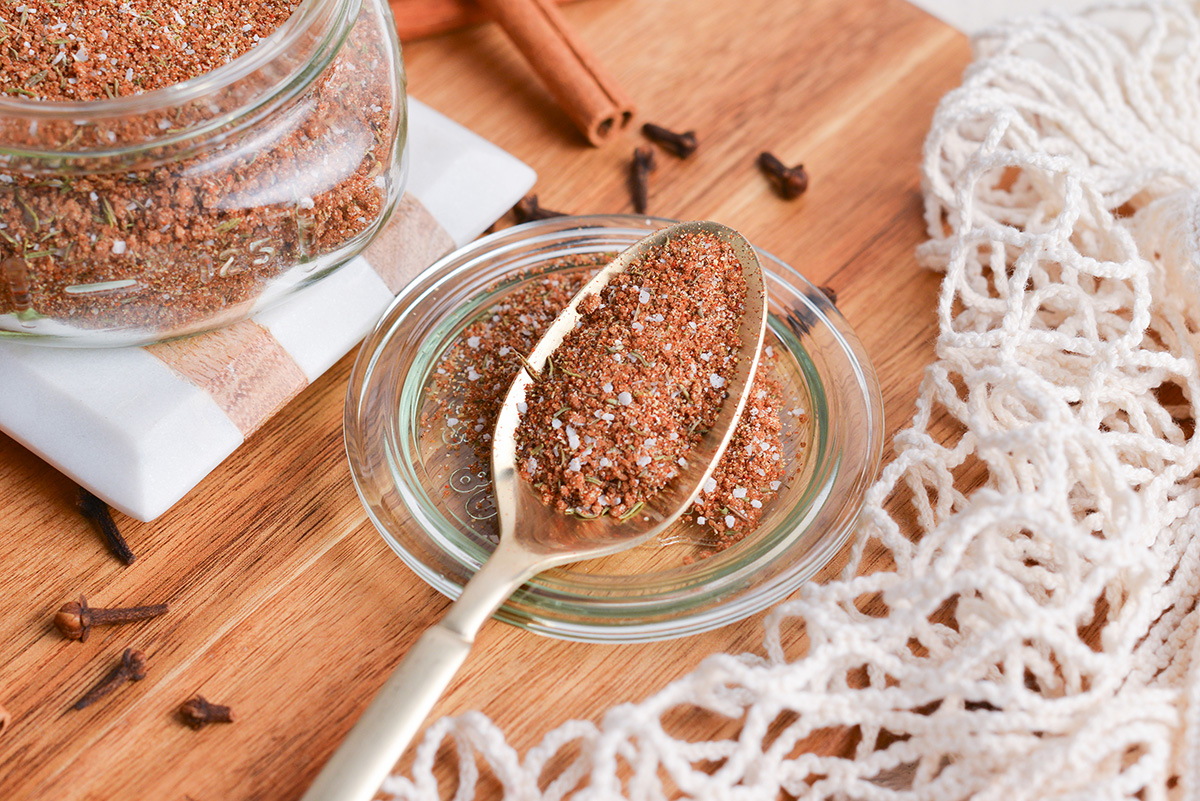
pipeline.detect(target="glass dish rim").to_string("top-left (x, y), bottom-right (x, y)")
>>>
top-left (344, 214), bottom-right (884, 642)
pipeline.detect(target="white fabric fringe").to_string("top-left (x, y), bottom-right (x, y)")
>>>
top-left (387, 3), bottom-right (1200, 798)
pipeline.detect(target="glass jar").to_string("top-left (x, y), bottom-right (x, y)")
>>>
top-left (346, 216), bottom-right (884, 642)
top-left (0, 0), bottom-right (407, 346)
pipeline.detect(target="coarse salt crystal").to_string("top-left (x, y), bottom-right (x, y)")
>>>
top-left (751, 499), bottom-right (763, 509)
top-left (678, 457), bottom-right (687, 467)
top-left (517, 402), bottom-right (527, 414)
top-left (599, 457), bottom-right (611, 467)
top-left (636, 455), bottom-right (652, 467)
top-left (732, 487), bottom-right (747, 499)
top-left (703, 477), bottom-right (717, 494)
top-left (770, 480), bottom-right (781, 490)
top-left (447, 417), bottom-right (459, 426)
top-left (467, 368), bottom-right (481, 381)
top-left (567, 458), bottom-right (582, 472)
top-left (603, 382), bottom-right (613, 393)
top-left (602, 413), bottom-right (615, 422)
top-left (709, 374), bottom-right (725, 388)
top-left (566, 426), bottom-right (580, 449)
top-left (466, 336), bottom-right (481, 349)
top-left (724, 515), bottom-right (736, 528)
top-left (111, 240), bottom-right (126, 254)
top-left (700, 352), bottom-right (711, 361)
top-left (618, 391), bottom-right (633, 405)
top-left (696, 516), bottom-right (706, 525)
top-left (499, 346), bottom-right (511, 356)
top-left (551, 418), bottom-right (562, 429)
top-left (299, 196), bottom-right (315, 210)
top-left (638, 289), bottom-right (651, 304)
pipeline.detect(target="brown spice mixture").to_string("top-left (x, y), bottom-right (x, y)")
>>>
top-left (426, 254), bottom-right (790, 547)
top-left (0, 2), bottom-right (396, 336)
top-left (0, 1), bottom-right (301, 102)
top-left (515, 232), bottom-right (746, 519)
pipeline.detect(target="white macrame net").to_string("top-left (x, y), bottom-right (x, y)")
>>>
top-left (386, 3), bottom-right (1200, 798)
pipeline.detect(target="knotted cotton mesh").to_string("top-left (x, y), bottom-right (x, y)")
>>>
top-left (387, 3), bottom-right (1200, 798)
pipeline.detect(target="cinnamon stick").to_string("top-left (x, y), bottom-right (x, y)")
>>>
top-left (472, 0), bottom-right (635, 145)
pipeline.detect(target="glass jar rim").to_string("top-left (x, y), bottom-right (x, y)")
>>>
top-left (0, 0), bottom-right (357, 157)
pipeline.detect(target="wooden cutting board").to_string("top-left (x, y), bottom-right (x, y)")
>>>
top-left (0, 0), bottom-right (970, 797)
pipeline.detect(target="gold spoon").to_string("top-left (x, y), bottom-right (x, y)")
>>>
top-left (300, 220), bottom-right (768, 801)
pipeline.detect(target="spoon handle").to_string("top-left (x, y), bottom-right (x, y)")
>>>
top-left (299, 541), bottom-right (541, 801)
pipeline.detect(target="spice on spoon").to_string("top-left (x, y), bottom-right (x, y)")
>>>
top-left (179, 695), bottom-right (236, 729)
top-left (758, 152), bottom-right (809, 199)
top-left (642, 124), bottom-right (699, 158)
top-left (72, 648), bottom-right (148, 711)
top-left (426, 254), bottom-right (793, 548)
top-left (54, 595), bottom-right (169, 642)
top-left (76, 488), bottom-right (136, 565)
top-left (630, 147), bottom-right (657, 214)
top-left (516, 230), bottom-right (746, 519)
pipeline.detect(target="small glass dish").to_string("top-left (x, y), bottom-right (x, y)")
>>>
top-left (345, 215), bottom-right (883, 642)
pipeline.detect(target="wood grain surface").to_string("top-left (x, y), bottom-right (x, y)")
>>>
top-left (0, 0), bottom-right (970, 797)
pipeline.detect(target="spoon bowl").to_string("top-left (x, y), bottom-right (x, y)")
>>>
top-left (301, 220), bottom-right (768, 801)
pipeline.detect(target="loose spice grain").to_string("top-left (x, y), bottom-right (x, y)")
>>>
top-left (0, 1), bottom-right (397, 336)
top-left (425, 254), bottom-right (795, 551)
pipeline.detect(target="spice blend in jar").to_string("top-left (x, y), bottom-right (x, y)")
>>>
top-left (426, 248), bottom-right (798, 555)
top-left (0, 0), bottom-right (403, 342)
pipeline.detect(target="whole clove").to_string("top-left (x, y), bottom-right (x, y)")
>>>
top-left (513, 194), bottom-right (567, 224)
top-left (72, 648), bottom-right (147, 711)
top-left (179, 695), bottom-right (236, 729)
top-left (54, 595), bottom-right (169, 642)
top-left (76, 488), bottom-right (135, 565)
top-left (641, 123), bottom-right (698, 158)
top-left (630, 147), bottom-right (657, 214)
top-left (758, 152), bottom-right (808, 199)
